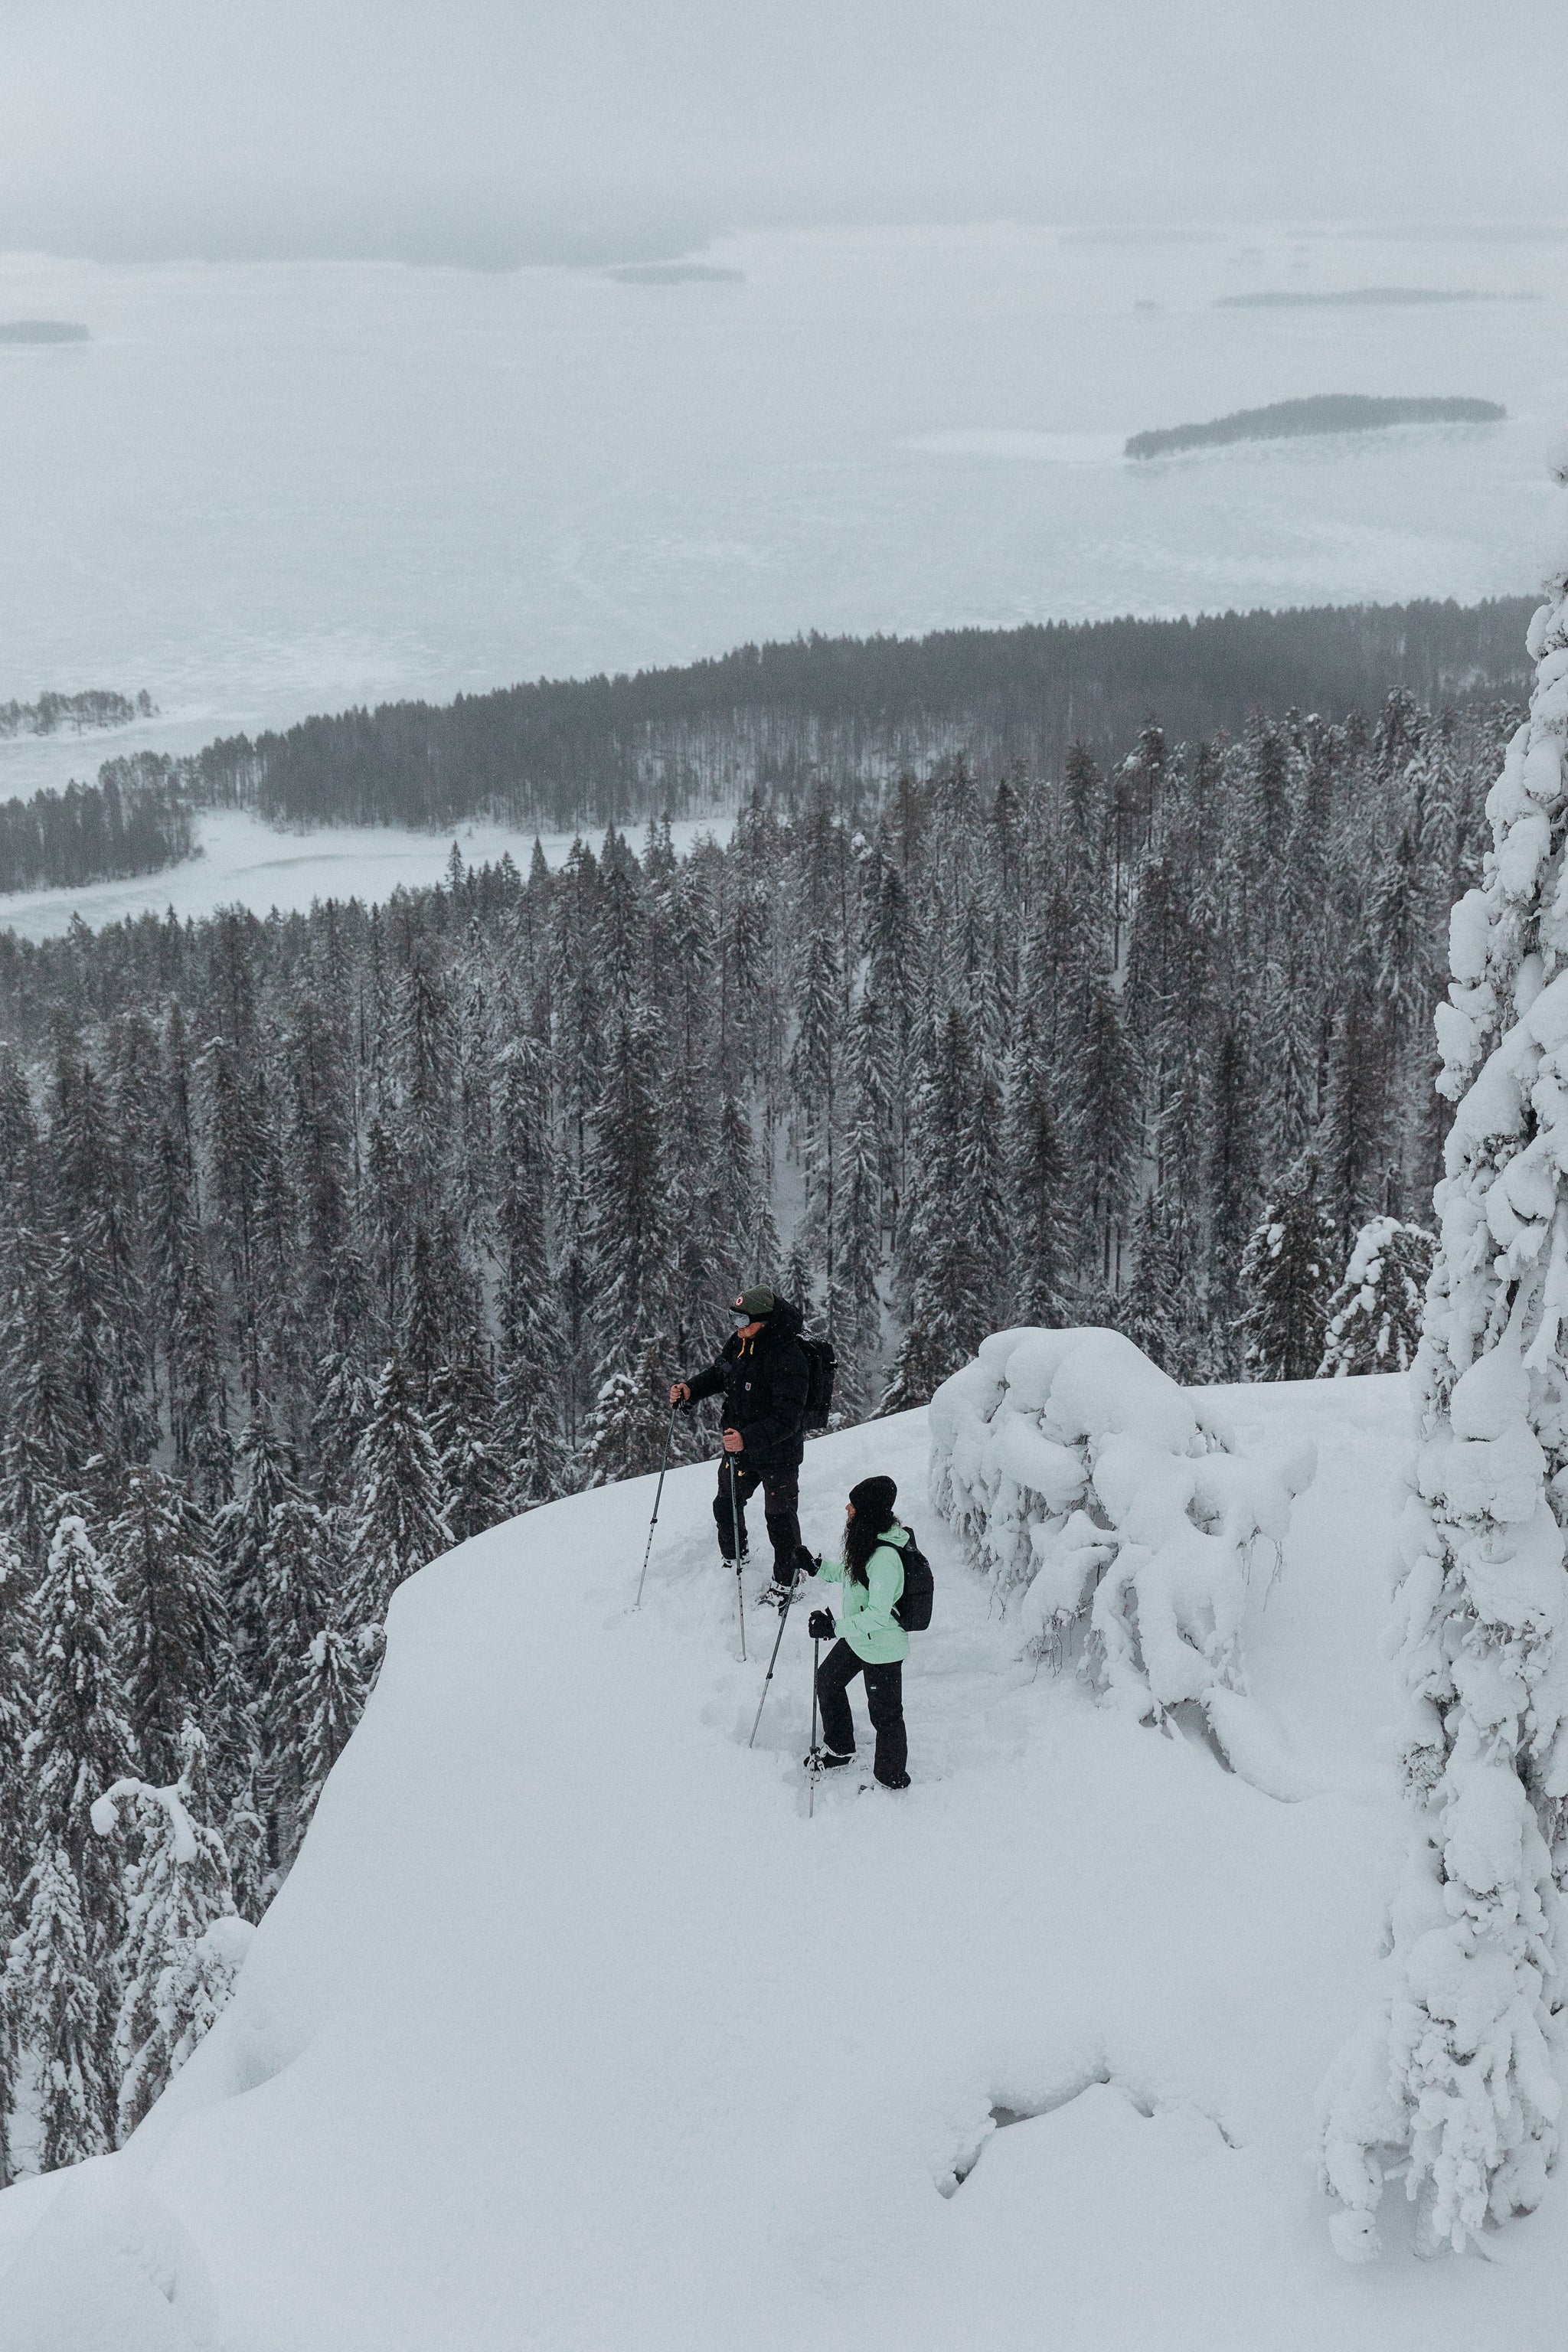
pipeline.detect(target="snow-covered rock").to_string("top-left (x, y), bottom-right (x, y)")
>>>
top-left (929, 1327), bottom-right (1315, 1781)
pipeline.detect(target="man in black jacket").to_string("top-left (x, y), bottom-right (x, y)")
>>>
top-left (671, 1285), bottom-right (810, 1606)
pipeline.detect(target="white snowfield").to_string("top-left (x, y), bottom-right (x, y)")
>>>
top-left (2, 1376), bottom-right (1566, 2349)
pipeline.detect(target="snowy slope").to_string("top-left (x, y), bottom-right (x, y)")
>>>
top-left (1, 1377), bottom-right (1563, 2350)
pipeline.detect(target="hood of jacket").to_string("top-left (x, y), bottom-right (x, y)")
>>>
top-left (757, 1297), bottom-right (804, 1346)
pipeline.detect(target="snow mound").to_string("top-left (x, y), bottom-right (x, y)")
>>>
top-left (929, 1328), bottom-right (1316, 1786)
top-left (0, 2161), bottom-right (219, 2350)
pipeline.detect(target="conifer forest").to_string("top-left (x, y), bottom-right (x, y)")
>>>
top-left (0, 680), bottom-right (1513, 2174)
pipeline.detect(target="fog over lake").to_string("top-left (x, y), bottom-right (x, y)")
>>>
top-left (0, 219), bottom-right (1560, 793)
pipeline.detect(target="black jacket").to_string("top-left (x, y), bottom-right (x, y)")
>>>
top-left (687, 1302), bottom-right (809, 1466)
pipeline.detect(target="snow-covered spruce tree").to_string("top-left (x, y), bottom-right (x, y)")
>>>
top-left (255, 1493), bottom-right (337, 1870)
top-left (1123, 1191), bottom-right (1192, 1379)
top-left (1259, 946), bottom-right (1318, 1174)
top-left (93, 1722), bottom-right (250, 2141)
top-left (779, 1233), bottom-right (815, 1319)
top-left (0, 1224), bottom-right (83, 1568)
top-left (50, 1047), bottom-right (155, 1467)
top-left (1317, 956), bottom-right (1391, 1256)
top-left (495, 1034), bottom-right (569, 1509)
top-left (0, 1913), bottom-right (14, 2187)
top-left (789, 913), bottom-right (845, 1331)
top-left (658, 870), bottom-right (727, 1383)
top-left (1317, 1217), bottom-right (1435, 1377)
top-left (151, 1119), bottom-right (229, 1503)
top-left (884, 1001), bottom-right (1008, 1411)
top-left (582, 1005), bottom-right (673, 1482)
top-left (831, 995), bottom-right (887, 1423)
top-left (585, 1335), bottom-right (675, 1490)
top-left (1004, 1047), bottom-right (1069, 1328)
top-left (1074, 970), bottom-right (1139, 1289)
top-left (311, 1344), bottom-right (374, 1502)
top-left (107, 1464), bottom-right (230, 1789)
top-left (4, 1842), bottom-right (109, 2167)
top-left (714, 1089), bottom-right (779, 1304)
top-left (214, 1396), bottom-right (296, 1670)
top-left (294, 1619), bottom-right (367, 1837)
top-left (0, 1528), bottom-right (33, 1886)
top-left (0, 1530), bottom-right (28, 2185)
top-left (1207, 1027), bottom-right (1259, 1347)
top-left (1238, 1154), bottom-right (1336, 1381)
top-left (28, 1512), bottom-right (137, 1945)
top-left (427, 1340), bottom-right (508, 1544)
top-left (343, 1353), bottom-right (452, 1633)
top-left (1317, 485), bottom-right (1568, 2260)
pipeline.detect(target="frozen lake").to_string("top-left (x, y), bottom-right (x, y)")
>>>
top-left (0, 810), bottom-right (733, 940)
top-left (0, 220), bottom-right (1562, 802)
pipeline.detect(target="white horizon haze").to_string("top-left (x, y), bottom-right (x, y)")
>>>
top-left (1, 0), bottom-right (1563, 268)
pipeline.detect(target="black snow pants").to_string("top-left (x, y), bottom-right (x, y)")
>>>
top-left (714, 1455), bottom-right (802, 1578)
top-left (815, 1638), bottom-right (909, 1787)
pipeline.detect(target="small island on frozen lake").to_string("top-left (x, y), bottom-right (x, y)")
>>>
top-left (603, 263), bottom-right (744, 285)
top-left (0, 319), bottom-right (90, 344)
top-left (1217, 286), bottom-right (1539, 309)
top-left (1126, 393), bottom-right (1506, 460)
top-left (0, 687), bottom-right (152, 737)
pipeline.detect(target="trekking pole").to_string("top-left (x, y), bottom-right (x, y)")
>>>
top-left (748, 1577), bottom-right (796, 1748)
top-left (807, 1634), bottom-right (822, 1818)
top-left (728, 1452), bottom-right (747, 1663)
top-left (633, 1404), bottom-right (680, 1611)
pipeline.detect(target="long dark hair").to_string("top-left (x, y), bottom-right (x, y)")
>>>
top-left (844, 1508), bottom-right (896, 1587)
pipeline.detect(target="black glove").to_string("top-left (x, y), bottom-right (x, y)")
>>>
top-left (797, 1549), bottom-right (822, 1578)
top-left (808, 1610), bottom-right (835, 1643)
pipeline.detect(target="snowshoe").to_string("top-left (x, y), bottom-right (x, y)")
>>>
top-left (758, 1577), bottom-right (798, 1611)
top-left (805, 1747), bottom-right (854, 1773)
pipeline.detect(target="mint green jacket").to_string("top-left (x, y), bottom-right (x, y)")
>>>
top-left (815, 1522), bottom-right (910, 1664)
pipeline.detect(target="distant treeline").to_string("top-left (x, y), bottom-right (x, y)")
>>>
top-left (0, 689), bottom-right (153, 740)
top-left (191, 598), bottom-right (1534, 833)
top-left (0, 756), bottom-right (195, 895)
top-left (1126, 397), bottom-right (1506, 462)
top-left (1214, 289), bottom-right (1535, 309)
top-left (0, 320), bottom-right (90, 345)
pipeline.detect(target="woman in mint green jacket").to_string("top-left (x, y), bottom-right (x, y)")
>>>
top-left (804, 1474), bottom-right (911, 1788)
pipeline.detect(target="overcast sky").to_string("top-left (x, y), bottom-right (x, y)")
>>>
top-left (1, 0), bottom-right (1561, 266)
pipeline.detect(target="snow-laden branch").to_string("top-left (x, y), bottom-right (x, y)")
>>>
top-left (91, 1721), bottom-right (253, 2137)
top-left (929, 1328), bottom-right (1314, 1784)
top-left (91, 1775), bottom-right (200, 1865)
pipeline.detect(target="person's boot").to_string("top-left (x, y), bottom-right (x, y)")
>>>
top-left (805, 1747), bottom-right (854, 1772)
top-left (759, 1544), bottom-right (805, 1609)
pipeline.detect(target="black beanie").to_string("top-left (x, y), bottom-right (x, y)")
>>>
top-left (848, 1475), bottom-right (898, 1533)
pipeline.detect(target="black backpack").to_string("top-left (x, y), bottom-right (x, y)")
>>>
top-left (799, 1334), bottom-right (837, 1432)
top-left (891, 1530), bottom-right (934, 1633)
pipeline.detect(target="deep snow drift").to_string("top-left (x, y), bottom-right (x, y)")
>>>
top-left (2, 1375), bottom-right (1565, 2349)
